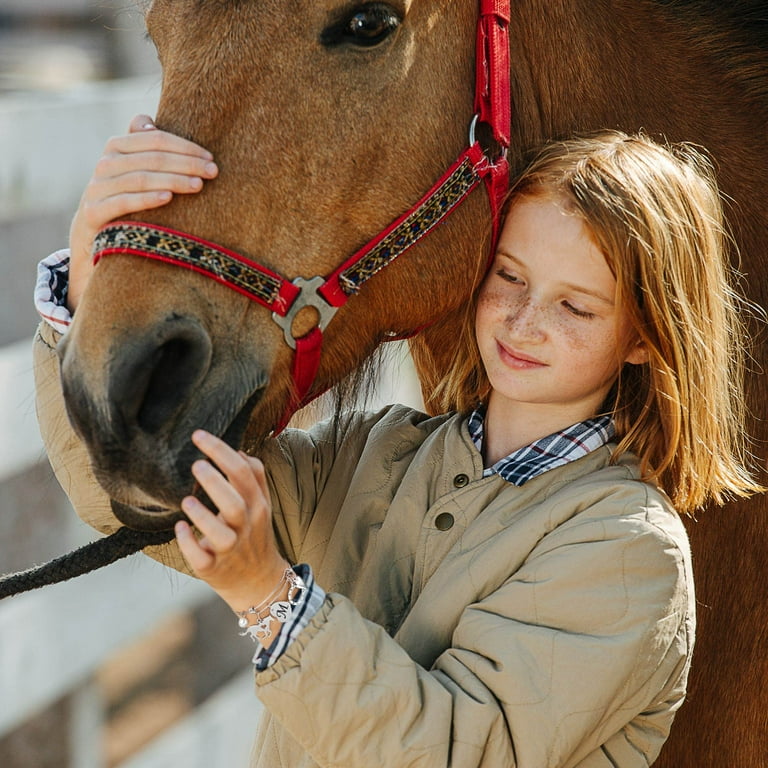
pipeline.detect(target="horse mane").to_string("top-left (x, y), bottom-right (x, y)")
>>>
top-left (653, 0), bottom-right (768, 106)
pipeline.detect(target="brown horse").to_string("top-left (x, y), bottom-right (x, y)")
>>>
top-left (46, 1), bottom-right (767, 765)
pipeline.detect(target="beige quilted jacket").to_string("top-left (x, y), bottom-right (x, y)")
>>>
top-left (34, 321), bottom-right (695, 768)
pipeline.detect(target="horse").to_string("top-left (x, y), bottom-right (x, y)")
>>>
top-left (41, 1), bottom-right (767, 765)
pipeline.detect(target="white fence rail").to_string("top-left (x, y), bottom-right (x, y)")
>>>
top-left (0, 339), bottom-right (42, 484)
top-left (1, 552), bottom-right (209, 736)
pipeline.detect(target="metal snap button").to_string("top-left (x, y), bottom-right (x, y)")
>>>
top-left (453, 473), bottom-right (469, 488)
top-left (435, 512), bottom-right (455, 531)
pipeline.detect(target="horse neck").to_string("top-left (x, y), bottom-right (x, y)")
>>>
top-left (511, 1), bottom-right (766, 141)
top-left (512, 0), bottom-right (768, 304)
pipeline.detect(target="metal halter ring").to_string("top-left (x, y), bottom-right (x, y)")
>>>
top-left (271, 276), bottom-right (339, 349)
top-left (468, 114), bottom-right (508, 164)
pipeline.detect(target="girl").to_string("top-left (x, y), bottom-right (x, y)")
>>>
top-left (35, 120), bottom-right (761, 767)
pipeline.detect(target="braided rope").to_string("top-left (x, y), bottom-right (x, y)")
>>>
top-left (0, 527), bottom-right (176, 600)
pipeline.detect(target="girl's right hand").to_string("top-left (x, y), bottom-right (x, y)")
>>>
top-left (67, 114), bottom-right (219, 312)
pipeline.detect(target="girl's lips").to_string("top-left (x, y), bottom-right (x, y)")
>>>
top-left (496, 340), bottom-right (546, 368)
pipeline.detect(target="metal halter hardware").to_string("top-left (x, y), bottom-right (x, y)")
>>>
top-left (272, 276), bottom-right (338, 350)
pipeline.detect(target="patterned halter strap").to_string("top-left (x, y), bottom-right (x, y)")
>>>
top-left (93, 0), bottom-right (512, 432)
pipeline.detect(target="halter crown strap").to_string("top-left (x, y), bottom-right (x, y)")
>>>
top-left (476, 0), bottom-right (512, 149)
top-left (475, 0), bottom-right (511, 239)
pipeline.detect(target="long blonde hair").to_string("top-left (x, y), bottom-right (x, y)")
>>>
top-left (433, 131), bottom-right (763, 512)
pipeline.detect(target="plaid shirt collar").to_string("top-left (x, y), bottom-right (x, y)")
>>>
top-left (467, 406), bottom-right (615, 487)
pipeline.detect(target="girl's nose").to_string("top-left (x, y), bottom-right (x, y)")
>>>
top-left (505, 298), bottom-right (547, 341)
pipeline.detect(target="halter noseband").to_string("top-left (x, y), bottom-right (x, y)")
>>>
top-left (92, 0), bottom-right (512, 431)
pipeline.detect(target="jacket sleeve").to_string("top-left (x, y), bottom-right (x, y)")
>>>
top-left (253, 491), bottom-right (693, 768)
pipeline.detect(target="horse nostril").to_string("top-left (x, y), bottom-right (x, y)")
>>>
top-left (138, 336), bottom-right (206, 433)
top-left (110, 318), bottom-right (213, 436)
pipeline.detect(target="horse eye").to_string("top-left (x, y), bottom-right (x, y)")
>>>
top-left (348, 6), bottom-right (400, 44)
top-left (322, 4), bottom-right (401, 48)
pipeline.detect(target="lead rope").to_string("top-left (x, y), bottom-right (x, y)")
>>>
top-left (0, 527), bottom-right (175, 600)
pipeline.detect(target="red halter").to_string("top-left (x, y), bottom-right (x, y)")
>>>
top-left (93, 0), bottom-right (511, 431)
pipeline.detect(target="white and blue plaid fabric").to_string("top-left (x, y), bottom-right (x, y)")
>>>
top-left (468, 407), bottom-right (615, 486)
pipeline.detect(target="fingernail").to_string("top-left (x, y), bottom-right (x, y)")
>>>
top-left (205, 162), bottom-right (218, 176)
top-left (142, 123), bottom-right (155, 130)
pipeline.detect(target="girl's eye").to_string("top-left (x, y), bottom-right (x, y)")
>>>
top-left (563, 301), bottom-right (595, 319)
top-left (496, 269), bottom-right (522, 284)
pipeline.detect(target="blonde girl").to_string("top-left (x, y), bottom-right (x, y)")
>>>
top-left (35, 126), bottom-right (762, 767)
top-left (433, 131), bottom-right (761, 513)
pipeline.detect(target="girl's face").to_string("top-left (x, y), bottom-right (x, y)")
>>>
top-left (476, 195), bottom-right (645, 428)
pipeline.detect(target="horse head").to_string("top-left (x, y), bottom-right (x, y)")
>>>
top-left (48, 2), bottom-right (768, 764)
top-left (58, 0), bottom-right (492, 529)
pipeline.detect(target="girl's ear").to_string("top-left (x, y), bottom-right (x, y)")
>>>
top-left (624, 340), bottom-right (649, 365)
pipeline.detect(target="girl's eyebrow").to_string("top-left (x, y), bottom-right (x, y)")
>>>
top-left (496, 250), bottom-right (615, 306)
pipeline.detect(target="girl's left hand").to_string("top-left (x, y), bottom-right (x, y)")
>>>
top-left (69, 114), bottom-right (217, 313)
top-left (175, 430), bottom-right (289, 614)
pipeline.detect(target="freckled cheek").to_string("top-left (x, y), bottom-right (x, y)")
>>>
top-left (553, 317), bottom-right (593, 348)
top-left (477, 288), bottom-right (527, 324)
top-left (477, 285), bottom-right (507, 311)
top-left (476, 291), bottom-right (509, 339)
top-left (558, 324), bottom-right (622, 377)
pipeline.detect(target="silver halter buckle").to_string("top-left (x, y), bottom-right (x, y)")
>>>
top-left (271, 276), bottom-right (339, 349)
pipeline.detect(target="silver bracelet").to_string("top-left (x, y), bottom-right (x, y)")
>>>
top-left (235, 567), bottom-right (306, 643)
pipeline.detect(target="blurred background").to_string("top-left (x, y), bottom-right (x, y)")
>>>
top-left (0, 2), bottom-right (421, 766)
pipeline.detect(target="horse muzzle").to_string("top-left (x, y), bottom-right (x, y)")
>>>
top-left (58, 312), bottom-right (267, 529)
